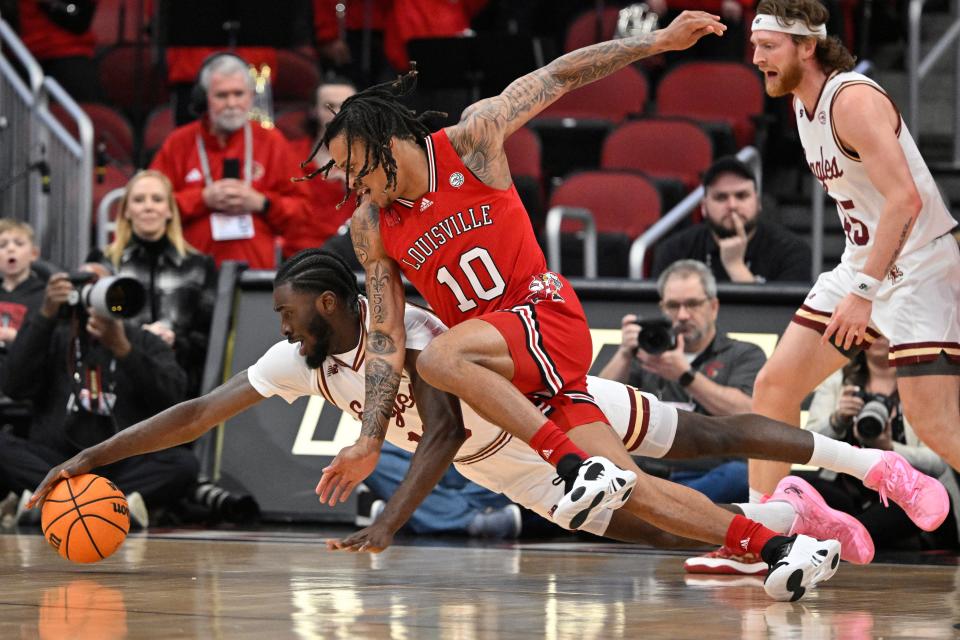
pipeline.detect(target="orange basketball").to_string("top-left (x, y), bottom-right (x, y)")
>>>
top-left (41, 474), bottom-right (129, 563)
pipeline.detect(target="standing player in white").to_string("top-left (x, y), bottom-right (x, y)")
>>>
top-left (746, 0), bottom-right (958, 525)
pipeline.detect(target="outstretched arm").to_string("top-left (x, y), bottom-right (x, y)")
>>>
top-left (316, 199), bottom-right (408, 505)
top-left (447, 12), bottom-right (725, 186)
top-left (28, 372), bottom-right (264, 507)
top-left (326, 349), bottom-right (468, 553)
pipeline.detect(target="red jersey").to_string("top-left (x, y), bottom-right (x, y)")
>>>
top-left (380, 130), bottom-right (554, 328)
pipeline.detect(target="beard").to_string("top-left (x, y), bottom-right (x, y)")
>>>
top-left (212, 109), bottom-right (248, 133)
top-left (303, 312), bottom-right (333, 369)
top-left (707, 215), bottom-right (758, 239)
top-left (766, 60), bottom-right (804, 97)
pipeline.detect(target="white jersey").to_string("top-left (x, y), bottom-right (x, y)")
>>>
top-left (795, 71), bottom-right (956, 269)
top-left (247, 298), bottom-right (677, 464)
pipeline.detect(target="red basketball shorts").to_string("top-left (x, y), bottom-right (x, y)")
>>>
top-left (478, 296), bottom-right (609, 431)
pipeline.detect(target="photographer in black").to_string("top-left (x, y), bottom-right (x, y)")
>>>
top-left (0, 264), bottom-right (198, 528)
top-left (599, 259), bottom-right (766, 503)
top-left (805, 336), bottom-right (959, 549)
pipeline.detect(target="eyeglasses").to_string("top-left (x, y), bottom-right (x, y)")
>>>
top-left (660, 298), bottom-right (711, 314)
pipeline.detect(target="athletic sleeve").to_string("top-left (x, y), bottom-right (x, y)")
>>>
top-left (404, 304), bottom-right (448, 352)
top-left (246, 341), bottom-right (316, 404)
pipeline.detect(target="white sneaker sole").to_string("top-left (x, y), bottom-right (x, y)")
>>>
top-left (553, 462), bottom-right (637, 530)
top-left (764, 536), bottom-right (841, 602)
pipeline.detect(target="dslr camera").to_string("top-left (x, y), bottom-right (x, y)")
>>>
top-left (66, 271), bottom-right (146, 319)
top-left (853, 390), bottom-right (897, 440)
top-left (633, 317), bottom-right (678, 356)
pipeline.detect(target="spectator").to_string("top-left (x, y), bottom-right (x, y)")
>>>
top-left (10, 0), bottom-right (103, 102)
top-left (285, 75), bottom-right (355, 260)
top-left (0, 219), bottom-right (45, 353)
top-left (804, 336), bottom-right (959, 549)
top-left (383, 0), bottom-right (488, 73)
top-left (0, 263), bottom-right (197, 528)
top-left (89, 170), bottom-right (217, 397)
top-left (598, 259), bottom-right (766, 502)
top-left (652, 156), bottom-right (812, 283)
top-left (359, 442), bottom-right (522, 539)
top-left (150, 52), bottom-right (312, 269)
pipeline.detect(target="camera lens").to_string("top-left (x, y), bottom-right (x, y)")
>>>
top-left (81, 276), bottom-right (146, 318)
top-left (856, 398), bottom-right (890, 439)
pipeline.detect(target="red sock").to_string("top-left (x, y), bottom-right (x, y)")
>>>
top-left (724, 514), bottom-right (779, 556)
top-left (530, 420), bottom-right (588, 467)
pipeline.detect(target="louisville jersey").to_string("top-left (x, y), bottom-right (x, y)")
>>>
top-left (795, 71), bottom-right (956, 269)
top-left (379, 129), bottom-right (555, 328)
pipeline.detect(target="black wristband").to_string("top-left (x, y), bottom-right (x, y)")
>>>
top-left (260, 196), bottom-right (271, 213)
top-left (678, 369), bottom-right (696, 387)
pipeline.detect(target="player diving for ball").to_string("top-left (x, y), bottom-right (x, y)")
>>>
top-left (29, 251), bottom-right (950, 602)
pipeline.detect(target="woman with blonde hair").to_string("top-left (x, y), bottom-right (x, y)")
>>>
top-left (93, 170), bottom-right (217, 396)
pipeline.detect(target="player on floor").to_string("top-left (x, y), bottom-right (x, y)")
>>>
top-left (30, 251), bottom-right (950, 600)
top-left (747, 1), bottom-right (959, 509)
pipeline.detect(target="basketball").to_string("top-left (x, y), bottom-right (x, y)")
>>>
top-left (41, 474), bottom-right (130, 563)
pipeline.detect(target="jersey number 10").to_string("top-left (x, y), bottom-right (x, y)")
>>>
top-left (436, 247), bottom-right (507, 312)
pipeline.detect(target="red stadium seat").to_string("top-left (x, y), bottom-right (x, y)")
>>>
top-left (142, 104), bottom-right (174, 162)
top-left (96, 46), bottom-right (169, 115)
top-left (564, 7), bottom-right (622, 52)
top-left (503, 127), bottom-right (542, 182)
top-left (93, 163), bottom-right (135, 240)
top-left (549, 170), bottom-right (661, 240)
top-left (51, 103), bottom-right (135, 167)
top-left (273, 50), bottom-right (320, 104)
top-left (655, 62), bottom-right (764, 149)
top-left (275, 108), bottom-right (311, 141)
top-left (91, 0), bottom-right (152, 50)
top-left (538, 66), bottom-right (648, 124)
top-left (601, 119), bottom-right (713, 190)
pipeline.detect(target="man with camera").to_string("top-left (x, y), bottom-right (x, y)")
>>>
top-left (599, 259), bottom-right (766, 502)
top-left (0, 264), bottom-right (198, 528)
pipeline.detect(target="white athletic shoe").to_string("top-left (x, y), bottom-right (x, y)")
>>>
top-left (763, 534), bottom-right (841, 602)
top-left (126, 492), bottom-right (149, 530)
top-left (551, 456), bottom-right (636, 530)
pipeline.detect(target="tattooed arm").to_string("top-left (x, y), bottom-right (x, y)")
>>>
top-left (316, 199), bottom-right (408, 505)
top-left (446, 11), bottom-right (725, 187)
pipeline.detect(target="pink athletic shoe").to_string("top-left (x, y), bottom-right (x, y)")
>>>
top-left (768, 476), bottom-right (874, 564)
top-left (863, 451), bottom-right (950, 532)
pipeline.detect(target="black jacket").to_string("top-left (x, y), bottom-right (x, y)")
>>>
top-left (1, 311), bottom-right (186, 457)
top-left (652, 219), bottom-right (812, 283)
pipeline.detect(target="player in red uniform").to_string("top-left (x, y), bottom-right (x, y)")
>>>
top-left (306, 12), bottom-right (842, 600)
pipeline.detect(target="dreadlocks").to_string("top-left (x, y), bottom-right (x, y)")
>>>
top-left (296, 64), bottom-right (446, 208)
top-left (275, 249), bottom-right (361, 312)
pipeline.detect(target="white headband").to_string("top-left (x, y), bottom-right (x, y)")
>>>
top-left (751, 13), bottom-right (827, 39)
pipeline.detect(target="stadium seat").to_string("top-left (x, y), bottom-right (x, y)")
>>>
top-left (141, 104), bottom-right (174, 164)
top-left (538, 66), bottom-right (648, 124)
top-left (96, 46), bottom-right (169, 116)
top-left (655, 62), bottom-right (764, 149)
top-left (275, 108), bottom-right (311, 141)
top-left (601, 119), bottom-right (714, 190)
top-left (564, 7), bottom-right (622, 52)
top-left (273, 50), bottom-right (320, 104)
top-left (549, 170), bottom-right (661, 240)
top-left (549, 170), bottom-right (661, 276)
top-left (51, 103), bottom-right (135, 167)
top-left (93, 163), bottom-right (135, 239)
top-left (503, 127), bottom-right (542, 183)
top-left (91, 0), bottom-right (152, 50)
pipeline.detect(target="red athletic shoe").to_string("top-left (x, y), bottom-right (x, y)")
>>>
top-left (684, 546), bottom-right (768, 576)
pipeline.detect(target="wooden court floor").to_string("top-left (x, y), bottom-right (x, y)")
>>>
top-left (1, 528), bottom-right (958, 639)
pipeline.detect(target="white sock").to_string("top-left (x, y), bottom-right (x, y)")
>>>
top-left (806, 432), bottom-right (882, 480)
top-left (737, 501), bottom-right (797, 534)
top-left (749, 488), bottom-right (765, 504)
